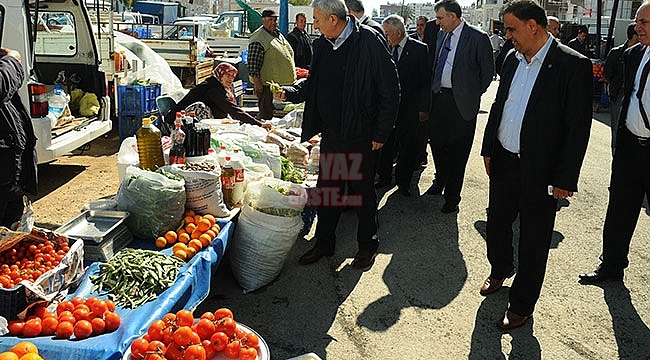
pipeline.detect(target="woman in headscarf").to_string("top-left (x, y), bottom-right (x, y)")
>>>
top-left (165, 62), bottom-right (270, 129)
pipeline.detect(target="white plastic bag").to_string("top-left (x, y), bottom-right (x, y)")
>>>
top-left (239, 141), bottom-right (282, 178)
top-left (245, 178), bottom-right (307, 217)
top-left (117, 137), bottom-right (139, 183)
top-left (230, 204), bottom-right (302, 293)
top-left (166, 160), bottom-right (231, 218)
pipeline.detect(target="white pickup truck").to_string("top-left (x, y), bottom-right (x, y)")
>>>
top-left (2, 0), bottom-right (112, 164)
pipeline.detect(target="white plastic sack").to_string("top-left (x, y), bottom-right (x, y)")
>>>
top-left (116, 167), bottom-right (185, 239)
top-left (245, 178), bottom-right (307, 217)
top-left (244, 162), bottom-right (273, 189)
top-left (230, 204), bottom-right (302, 293)
top-left (117, 137), bottom-right (139, 183)
top-left (239, 141), bottom-right (282, 178)
top-left (166, 161), bottom-right (231, 218)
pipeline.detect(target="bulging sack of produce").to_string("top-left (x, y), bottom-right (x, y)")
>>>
top-left (116, 167), bottom-right (186, 239)
top-left (166, 160), bottom-right (231, 218)
top-left (245, 177), bottom-right (307, 217)
top-left (230, 203), bottom-right (302, 293)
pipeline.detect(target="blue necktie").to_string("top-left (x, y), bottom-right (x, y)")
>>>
top-left (392, 44), bottom-right (400, 62)
top-left (432, 33), bottom-right (452, 93)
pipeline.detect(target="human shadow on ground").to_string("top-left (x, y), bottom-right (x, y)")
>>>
top-left (199, 211), bottom-right (366, 359)
top-left (468, 291), bottom-right (541, 359)
top-left (35, 163), bottom-right (87, 200)
top-left (356, 191), bottom-right (467, 331)
top-left (594, 282), bottom-right (650, 359)
top-left (474, 217), bottom-right (565, 252)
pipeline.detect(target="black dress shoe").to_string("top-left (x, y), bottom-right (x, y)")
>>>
top-left (426, 180), bottom-right (444, 195)
top-left (441, 203), bottom-right (459, 213)
top-left (579, 266), bottom-right (623, 284)
top-left (298, 247), bottom-right (333, 265)
top-left (351, 249), bottom-right (378, 269)
top-left (374, 179), bottom-right (391, 188)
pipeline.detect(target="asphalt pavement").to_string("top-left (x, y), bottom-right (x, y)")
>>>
top-left (198, 80), bottom-right (650, 360)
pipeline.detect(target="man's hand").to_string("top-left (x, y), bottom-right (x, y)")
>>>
top-left (0, 48), bottom-right (21, 62)
top-left (261, 123), bottom-right (272, 130)
top-left (418, 112), bottom-right (429, 122)
top-left (372, 141), bottom-right (384, 151)
top-left (252, 77), bottom-right (263, 98)
top-left (483, 156), bottom-right (491, 177)
top-left (552, 187), bottom-right (573, 199)
top-left (273, 89), bottom-right (287, 101)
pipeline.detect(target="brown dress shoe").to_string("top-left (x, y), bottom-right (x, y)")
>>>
top-left (299, 247), bottom-right (333, 265)
top-left (479, 270), bottom-right (515, 296)
top-left (496, 310), bottom-right (530, 330)
top-left (351, 249), bottom-right (378, 269)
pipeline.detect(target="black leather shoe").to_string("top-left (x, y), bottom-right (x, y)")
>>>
top-left (374, 179), bottom-right (391, 188)
top-left (351, 249), bottom-right (378, 269)
top-left (426, 180), bottom-right (444, 195)
top-left (299, 247), bottom-right (333, 265)
top-left (579, 266), bottom-right (623, 284)
top-left (441, 203), bottom-right (459, 213)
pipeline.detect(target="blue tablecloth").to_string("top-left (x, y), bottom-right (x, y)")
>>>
top-left (0, 219), bottom-right (233, 360)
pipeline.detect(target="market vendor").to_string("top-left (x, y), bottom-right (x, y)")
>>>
top-left (165, 63), bottom-right (271, 130)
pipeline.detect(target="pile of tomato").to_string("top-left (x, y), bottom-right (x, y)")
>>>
top-left (130, 308), bottom-right (260, 360)
top-left (0, 237), bottom-right (70, 288)
top-left (7, 297), bottom-right (121, 340)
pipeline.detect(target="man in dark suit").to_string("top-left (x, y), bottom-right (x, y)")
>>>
top-left (376, 15), bottom-right (430, 195)
top-left (480, 0), bottom-right (592, 330)
top-left (568, 26), bottom-right (590, 57)
top-left (418, 17), bottom-right (440, 167)
top-left (345, 0), bottom-right (385, 39)
top-left (427, 0), bottom-right (494, 213)
top-left (579, 2), bottom-right (650, 284)
top-left (410, 16), bottom-right (428, 42)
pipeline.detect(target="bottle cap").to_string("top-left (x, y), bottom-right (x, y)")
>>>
top-left (175, 123), bottom-right (181, 128)
top-left (225, 156), bottom-right (231, 161)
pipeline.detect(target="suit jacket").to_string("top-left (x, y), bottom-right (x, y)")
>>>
top-left (481, 39), bottom-right (593, 196)
top-left (433, 22), bottom-right (494, 121)
top-left (395, 37), bottom-right (430, 133)
top-left (619, 43), bottom-right (646, 126)
top-left (423, 19), bottom-right (439, 66)
top-left (409, 32), bottom-right (424, 42)
top-left (603, 41), bottom-right (628, 101)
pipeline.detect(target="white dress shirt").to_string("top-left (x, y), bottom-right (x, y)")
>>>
top-left (440, 21), bottom-right (465, 89)
top-left (624, 47), bottom-right (650, 138)
top-left (497, 34), bottom-right (554, 153)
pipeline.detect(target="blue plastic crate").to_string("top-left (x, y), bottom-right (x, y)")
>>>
top-left (119, 112), bottom-right (160, 142)
top-left (117, 84), bottom-right (161, 116)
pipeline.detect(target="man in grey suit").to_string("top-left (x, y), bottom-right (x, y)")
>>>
top-left (426, 0), bottom-right (494, 213)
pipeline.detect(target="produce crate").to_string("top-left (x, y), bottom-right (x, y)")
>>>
top-left (119, 111), bottom-right (160, 142)
top-left (117, 83), bottom-right (161, 115)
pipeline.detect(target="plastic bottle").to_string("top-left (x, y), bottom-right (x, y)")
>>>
top-left (136, 116), bottom-right (165, 170)
top-left (174, 112), bottom-right (182, 126)
top-left (217, 145), bottom-right (228, 167)
top-left (221, 156), bottom-right (236, 209)
top-left (231, 149), bottom-right (245, 207)
top-left (169, 123), bottom-right (186, 164)
top-left (48, 84), bottom-right (67, 120)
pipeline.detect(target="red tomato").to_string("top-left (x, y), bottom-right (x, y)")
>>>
top-left (184, 344), bottom-right (207, 360)
top-left (91, 300), bottom-right (108, 317)
top-left (175, 309), bottom-right (194, 327)
top-left (148, 319), bottom-right (166, 341)
top-left (41, 316), bottom-right (59, 336)
top-left (210, 332), bottom-right (229, 351)
top-left (56, 301), bottom-right (75, 315)
top-left (55, 321), bottom-right (75, 339)
top-left (73, 308), bottom-right (90, 322)
top-left (144, 354), bottom-right (165, 360)
top-left (23, 318), bottom-right (43, 337)
top-left (8, 320), bottom-right (25, 336)
top-left (239, 346), bottom-right (258, 360)
top-left (73, 319), bottom-right (93, 339)
top-left (173, 326), bottom-right (195, 347)
top-left (199, 312), bottom-right (215, 321)
top-left (130, 338), bottom-right (150, 359)
top-left (202, 339), bottom-right (216, 359)
top-left (213, 308), bottom-right (234, 321)
top-left (33, 304), bottom-right (49, 318)
top-left (195, 318), bottom-right (216, 341)
top-left (162, 313), bottom-right (176, 326)
top-left (70, 297), bottom-right (85, 307)
top-left (164, 341), bottom-right (184, 360)
top-left (241, 332), bottom-right (260, 349)
top-left (214, 317), bottom-right (236, 337)
top-left (104, 311), bottom-right (121, 332)
top-left (147, 340), bottom-right (167, 355)
top-left (91, 317), bottom-right (106, 335)
top-left (163, 326), bottom-right (175, 344)
top-left (224, 340), bottom-right (240, 359)
top-left (105, 299), bottom-right (116, 312)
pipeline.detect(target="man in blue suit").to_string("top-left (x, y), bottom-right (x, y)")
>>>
top-left (426, 0), bottom-right (494, 213)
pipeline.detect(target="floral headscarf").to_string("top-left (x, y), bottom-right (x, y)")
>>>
top-left (213, 62), bottom-right (238, 103)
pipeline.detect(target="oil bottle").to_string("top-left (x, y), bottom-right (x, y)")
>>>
top-left (136, 115), bottom-right (165, 170)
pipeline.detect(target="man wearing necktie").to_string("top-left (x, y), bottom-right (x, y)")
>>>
top-left (580, 1), bottom-right (650, 284)
top-left (480, 0), bottom-right (592, 330)
top-left (426, 0), bottom-right (494, 214)
top-left (375, 15), bottom-right (430, 195)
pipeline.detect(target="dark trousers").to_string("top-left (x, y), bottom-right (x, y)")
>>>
top-left (0, 190), bottom-right (24, 228)
top-left (257, 85), bottom-right (274, 120)
top-left (376, 129), bottom-right (397, 183)
top-left (395, 126), bottom-right (420, 189)
top-left (601, 127), bottom-right (650, 271)
top-left (429, 89), bottom-right (476, 206)
top-left (486, 143), bottom-right (558, 316)
top-left (314, 141), bottom-right (379, 254)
